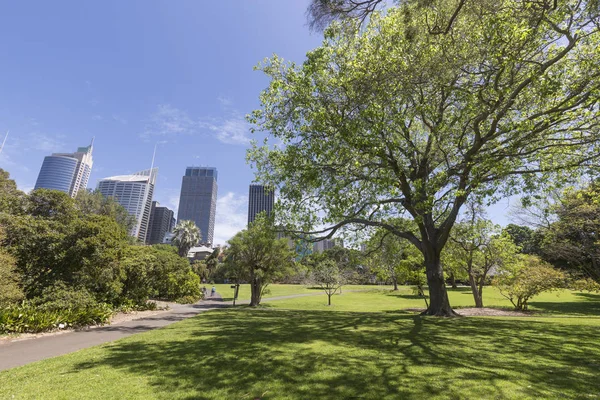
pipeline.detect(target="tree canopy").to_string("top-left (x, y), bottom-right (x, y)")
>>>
top-left (249, 0), bottom-right (600, 315)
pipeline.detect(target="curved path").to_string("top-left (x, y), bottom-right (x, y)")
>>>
top-left (0, 291), bottom-right (337, 372)
top-left (0, 299), bottom-right (227, 372)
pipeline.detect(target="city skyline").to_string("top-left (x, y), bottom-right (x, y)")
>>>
top-left (248, 184), bottom-right (275, 225)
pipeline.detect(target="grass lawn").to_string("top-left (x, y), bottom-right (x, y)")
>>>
top-left (210, 283), bottom-right (392, 302)
top-left (1, 287), bottom-right (599, 399)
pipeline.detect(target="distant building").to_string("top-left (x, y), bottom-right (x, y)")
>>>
top-left (177, 167), bottom-right (218, 246)
top-left (187, 245), bottom-right (214, 261)
top-left (313, 238), bottom-right (343, 253)
top-left (247, 184), bottom-right (275, 225)
top-left (34, 141), bottom-right (94, 197)
top-left (147, 201), bottom-right (175, 245)
top-left (97, 168), bottom-right (157, 242)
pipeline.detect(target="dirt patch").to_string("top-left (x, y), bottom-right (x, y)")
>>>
top-left (404, 307), bottom-right (533, 317)
top-left (0, 307), bottom-right (171, 345)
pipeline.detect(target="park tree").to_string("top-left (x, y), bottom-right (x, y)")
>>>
top-left (172, 220), bottom-right (201, 257)
top-left (0, 226), bottom-right (23, 306)
top-left (503, 224), bottom-right (542, 255)
top-left (540, 183), bottom-right (600, 281)
top-left (225, 216), bottom-right (294, 306)
top-left (367, 227), bottom-right (413, 290)
top-left (248, 0), bottom-right (600, 315)
top-left (75, 189), bottom-right (136, 233)
top-left (311, 259), bottom-right (345, 305)
top-left (493, 255), bottom-right (566, 310)
top-left (445, 204), bottom-right (520, 307)
top-left (0, 168), bottom-right (24, 214)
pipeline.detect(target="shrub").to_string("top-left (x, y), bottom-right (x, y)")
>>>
top-left (175, 295), bottom-right (201, 304)
top-left (570, 277), bottom-right (600, 293)
top-left (0, 250), bottom-right (24, 307)
top-left (493, 255), bottom-right (566, 311)
top-left (0, 302), bottom-right (113, 334)
top-left (32, 282), bottom-right (98, 311)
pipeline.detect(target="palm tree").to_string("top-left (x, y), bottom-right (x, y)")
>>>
top-left (172, 220), bottom-right (201, 257)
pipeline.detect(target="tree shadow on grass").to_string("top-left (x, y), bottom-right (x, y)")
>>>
top-left (529, 292), bottom-right (600, 316)
top-left (70, 309), bottom-right (600, 400)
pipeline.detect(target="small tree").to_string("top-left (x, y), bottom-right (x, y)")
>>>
top-left (445, 203), bottom-right (520, 307)
top-left (493, 255), bottom-right (565, 311)
top-left (225, 216), bottom-right (294, 306)
top-left (172, 220), bottom-right (201, 257)
top-left (311, 259), bottom-right (344, 305)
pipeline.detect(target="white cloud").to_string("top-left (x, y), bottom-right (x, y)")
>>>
top-left (112, 114), bottom-right (127, 124)
top-left (141, 104), bottom-right (251, 145)
top-left (217, 96), bottom-right (233, 107)
top-left (199, 115), bottom-right (251, 145)
top-left (213, 192), bottom-right (248, 246)
top-left (92, 115), bottom-right (103, 121)
top-left (28, 132), bottom-right (66, 153)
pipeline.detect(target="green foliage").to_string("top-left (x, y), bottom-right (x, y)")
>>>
top-left (493, 255), bottom-right (566, 311)
top-left (0, 168), bottom-right (24, 214)
top-left (248, 0), bottom-right (600, 314)
top-left (503, 224), bottom-right (542, 255)
top-left (172, 220), bottom-right (201, 257)
top-left (75, 189), bottom-right (137, 233)
top-left (0, 248), bottom-right (23, 307)
top-left (0, 302), bottom-right (113, 334)
top-left (32, 282), bottom-right (98, 311)
top-left (540, 183), bottom-right (600, 281)
top-left (444, 204), bottom-right (520, 307)
top-left (311, 259), bottom-right (344, 305)
top-left (226, 216), bottom-right (295, 306)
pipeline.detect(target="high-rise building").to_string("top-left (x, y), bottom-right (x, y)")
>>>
top-left (34, 141), bottom-right (94, 197)
top-left (97, 168), bottom-right (157, 242)
top-left (247, 184), bottom-right (275, 225)
top-left (314, 238), bottom-right (344, 253)
top-left (147, 201), bottom-right (175, 245)
top-left (177, 167), bottom-right (218, 245)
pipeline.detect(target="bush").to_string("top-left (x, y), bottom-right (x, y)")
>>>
top-left (493, 255), bottom-right (566, 311)
top-left (32, 282), bottom-right (98, 311)
top-left (175, 295), bottom-right (202, 304)
top-left (0, 302), bottom-right (113, 334)
top-left (570, 277), bottom-right (600, 293)
top-left (0, 250), bottom-right (24, 307)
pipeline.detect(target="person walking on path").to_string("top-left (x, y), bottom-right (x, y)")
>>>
top-left (211, 286), bottom-right (216, 297)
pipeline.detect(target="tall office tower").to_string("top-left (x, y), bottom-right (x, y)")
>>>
top-left (34, 141), bottom-right (94, 197)
top-left (247, 184), bottom-right (275, 225)
top-left (313, 238), bottom-right (343, 253)
top-left (177, 167), bottom-right (218, 246)
top-left (147, 201), bottom-right (175, 245)
top-left (97, 168), bottom-right (158, 242)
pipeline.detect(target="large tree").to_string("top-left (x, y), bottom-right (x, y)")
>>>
top-left (249, 0), bottom-right (600, 315)
top-left (225, 216), bottom-right (294, 306)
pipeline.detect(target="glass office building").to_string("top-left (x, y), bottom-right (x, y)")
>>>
top-left (177, 167), bottom-right (218, 245)
top-left (97, 168), bottom-right (157, 242)
top-left (34, 142), bottom-right (94, 197)
top-left (247, 184), bottom-right (275, 225)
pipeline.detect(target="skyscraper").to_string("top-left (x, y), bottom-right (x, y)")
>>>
top-left (97, 168), bottom-right (157, 242)
top-left (147, 201), bottom-right (175, 245)
top-left (34, 141), bottom-right (94, 197)
top-left (248, 184), bottom-right (275, 225)
top-left (177, 167), bottom-right (218, 245)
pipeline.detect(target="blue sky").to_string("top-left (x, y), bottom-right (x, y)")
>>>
top-left (0, 0), bottom-right (513, 244)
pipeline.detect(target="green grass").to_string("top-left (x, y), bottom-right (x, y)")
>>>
top-left (210, 283), bottom-right (392, 302)
top-left (266, 286), bottom-right (600, 315)
top-left (2, 287), bottom-right (599, 399)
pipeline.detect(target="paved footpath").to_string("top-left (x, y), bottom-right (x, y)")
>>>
top-left (0, 297), bottom-right (227, 372)
top-left (0, 290), bottom-right (348, 372)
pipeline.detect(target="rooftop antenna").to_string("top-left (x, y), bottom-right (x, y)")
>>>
top-left (90, 136), bottom-right (95, 148)
top-left (150, 143), bottom-right (157, 171)
top-left (0, 131), bottom-right (8, 155)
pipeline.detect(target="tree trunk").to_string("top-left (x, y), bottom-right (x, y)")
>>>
top-left (422, 254), bottom-right (458, 316)
top-left (392, 277), bottom-right (399, 291)
top-left (449, 272), bottom-right (457, 289)
top-left (250, 276), bottom-right (262, 306)
top-left (328, 293), bottom-right (331, 306)
top-left (468, 274), bottom-right (483, 308)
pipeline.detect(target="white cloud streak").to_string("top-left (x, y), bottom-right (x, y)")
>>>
top-left (142, 104), bottom-right (251, 146)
